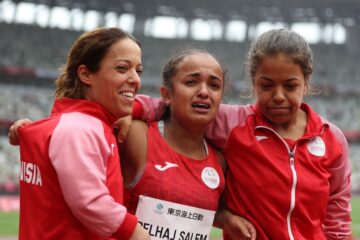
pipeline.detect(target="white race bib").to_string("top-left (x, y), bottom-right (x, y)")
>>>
top-left (135, 195), bottom-right (216, 240)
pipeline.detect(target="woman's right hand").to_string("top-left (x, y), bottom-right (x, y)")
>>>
top-left (216, 208), bottom-right (256, 240)
top-left (128, 223), bottom-right (151, 240)
top-left (8, 118), bottom-right (33, 145)
top-left (114, 115), bottom-right (132, 143)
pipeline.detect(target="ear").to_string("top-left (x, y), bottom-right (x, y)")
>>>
top-left (78, 65), bottom-right (92, 85)
top-left (304, 77), bottom-right (310, 95)
top-left (160, 86), bottom-right (171, 105)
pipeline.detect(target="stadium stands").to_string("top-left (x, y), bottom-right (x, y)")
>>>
top-left (1, 0), bottom-right (359, 194)
top-left (2, 23), bottom-right (360, 88)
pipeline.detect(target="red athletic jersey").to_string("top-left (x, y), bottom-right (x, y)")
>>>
top-left (125, 121), bottom-right (225, 213)
top-left (207, 103), bottom-right (352, 240)
top-left (18, 98), bottom-right (137, 240)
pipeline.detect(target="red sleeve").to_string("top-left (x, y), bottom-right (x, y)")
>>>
top-left (111, 213), bottom-right (138, 240)
top-left (323, 123), bottom-right (352, 239)
top-left (133, 95), bottom-right (165, 121)
top-left (131, 99), bottom-right (144, 119)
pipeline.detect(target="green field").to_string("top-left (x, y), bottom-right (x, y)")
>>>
top-left (0, 196), bottom-right (359, 238)
top-left (353, 195), bottom-right (360, 237)
top-left (0, 212), bottom-right (18, 236)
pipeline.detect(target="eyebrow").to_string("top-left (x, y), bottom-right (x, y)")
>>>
top-left (114, 59), bottom-right (143, 67)
top-left (187, 72), bottom-right (221, 81)
top-left (259, 76), bottom-right (300, 82)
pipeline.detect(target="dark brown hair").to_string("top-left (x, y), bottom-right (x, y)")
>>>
top-left (162, 49), bottom-right (227, 91)
top-left (245, 28), bottom-right (318, 95)
top-left (54, 27), bottom-right (140, 99)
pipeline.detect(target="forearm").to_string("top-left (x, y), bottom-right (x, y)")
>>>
top-left (133, 95), bottom-right (165, 121)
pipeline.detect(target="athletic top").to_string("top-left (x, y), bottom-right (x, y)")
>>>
top-left (18, 97), bottom-right (137, 240)
top-left (124, 121), bottom-right (225, 213)
top-left (207, 103), bottom-right (352, 240)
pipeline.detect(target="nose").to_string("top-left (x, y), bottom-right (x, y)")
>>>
top-left (128, 70), bottom-right (141, 88)
top-left (273, 87), bottom-right (286, 103)
top-left (198, 82), bottom-right (209, 98)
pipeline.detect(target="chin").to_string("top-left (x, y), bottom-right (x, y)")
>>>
top-left (193, 117), bottom-right (212, 126)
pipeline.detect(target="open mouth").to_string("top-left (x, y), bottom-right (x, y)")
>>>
top-left (192, 102), bottom-right (210, 109)
top-left (119, 91), bottom-right (134, 98)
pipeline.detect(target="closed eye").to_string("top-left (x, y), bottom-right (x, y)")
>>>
top-left (136, 68), bottom-right (144, 76)
top-left (209, 82), bottom-right (221, 89)
top-left (285, 83), bottom-right (299, 91)
top-left (185, 79), bottom-right (197, 86)
top-left (260, 83), bottom-right (273, 90)
top-left (116, 65), bottom-right (128, 72)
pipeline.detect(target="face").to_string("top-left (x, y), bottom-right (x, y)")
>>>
top-left (254, 53), bottom-right (307, 127)
top-left (162, 53), bottom-right (224, 129)
top-left (80, 38), bottom-right (142, 119)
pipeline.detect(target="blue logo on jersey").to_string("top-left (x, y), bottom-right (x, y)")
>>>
top-left (156, 203), bottom-right (164, 211)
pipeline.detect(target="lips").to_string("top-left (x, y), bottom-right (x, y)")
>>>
top-left (119, 91), bottom-right (134, 99)
top-left (267, 107), bottom-right (289, 114)
top-left (192, 102), bottom-right (210, 109)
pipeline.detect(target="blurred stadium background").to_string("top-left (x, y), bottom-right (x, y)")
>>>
top-left (0, 0), bottom-right (359, 235)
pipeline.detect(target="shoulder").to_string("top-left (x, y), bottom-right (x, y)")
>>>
top-left (321, 117), bottom-right (348, 146)
top-left (58, 112), bottom-right (105, 131)
top-left (52, 112), bottom-right (110, 146)
top-left (305, 103), bottom-right (348, 147)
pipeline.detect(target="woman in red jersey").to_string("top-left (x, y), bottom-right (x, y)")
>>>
top-left (9, 28), bottom-right (150, 240)
top-left (122, 49), bottom-right (256, 240)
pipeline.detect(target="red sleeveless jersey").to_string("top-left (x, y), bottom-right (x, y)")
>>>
top-left (125, 121), bottom-right (225, 213)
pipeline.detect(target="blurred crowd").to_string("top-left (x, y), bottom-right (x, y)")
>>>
top-left (1, 23), bottom-right (360, 88)
top-left (0, 82), bottom-right (359, 194)
top-left (1, 22), bottom-right (360, 194)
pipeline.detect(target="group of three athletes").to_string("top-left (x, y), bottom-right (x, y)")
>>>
top-left (9, 27), bottom-right (352, 240)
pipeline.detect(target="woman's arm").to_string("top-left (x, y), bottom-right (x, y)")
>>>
top-left (47, 113), bottom-right (139, 239)
top-left (132, 95), bottom-right (165, 121)
top-left (323, 124), bottom-right (352, 240)
top-left (119, 119), bottom-right (148, 187)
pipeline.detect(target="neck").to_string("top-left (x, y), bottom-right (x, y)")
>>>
top-left (163, 119), bottom-right (207, 160)
top-left (274, 109), bottom-right (307, 140)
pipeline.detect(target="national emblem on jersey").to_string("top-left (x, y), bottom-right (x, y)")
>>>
top-left (307, 136), bottom-right (326, 157)
top-left (201, 167), bottom-right (220, 189)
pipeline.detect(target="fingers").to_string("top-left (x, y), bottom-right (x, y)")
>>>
top-left (114, 116), bottom-right (132, 143)
top-left (8, 118), bottom-right (32, 146)
top-left (248, 223), bottom-right (257, 240)
top-left (239, 224), bottom-right (253, 239)
top-left (225, 214), bottom-right (257, 240)
top-left (8, 124), bottom-right (19, 146)
top-left (117, 126), bottom-right (129, 143)
top-left (241, 219), bottom-right (256, 240)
